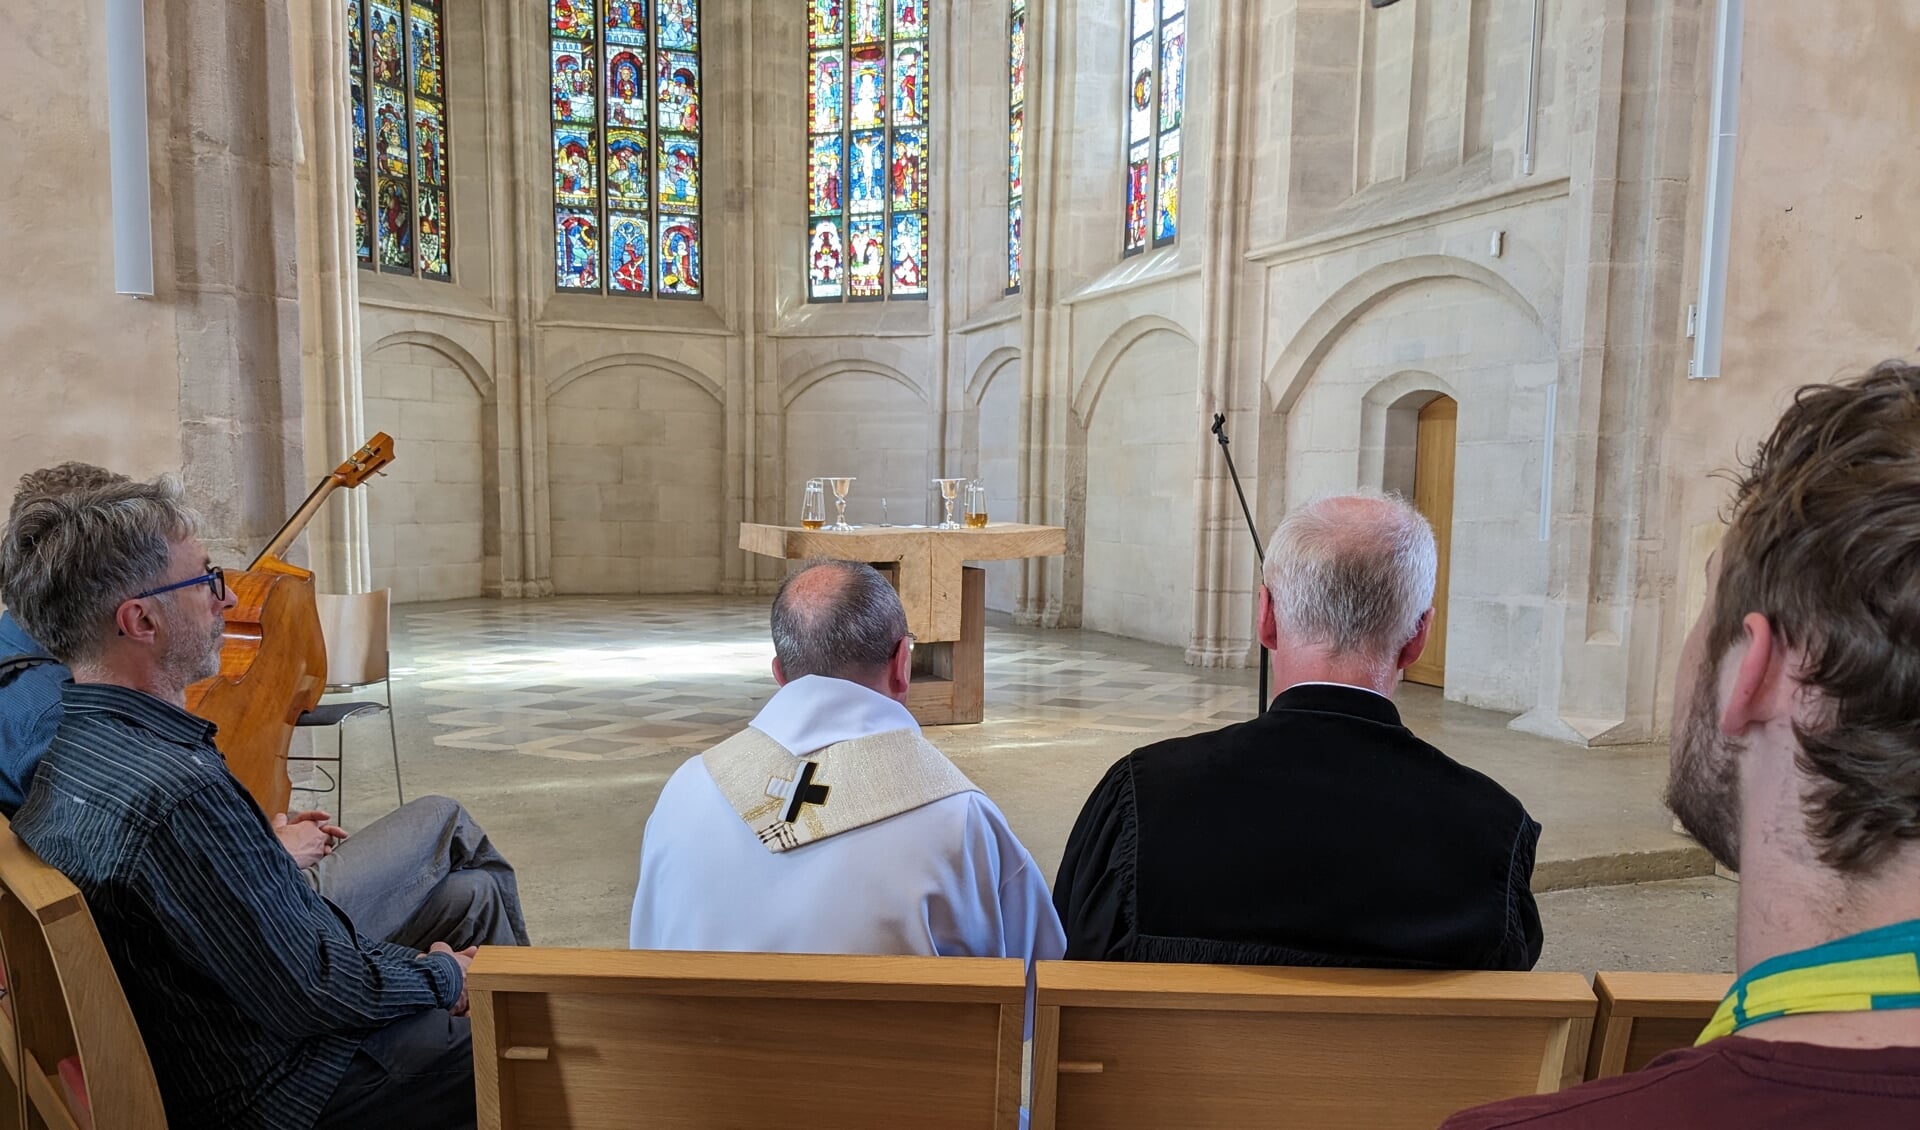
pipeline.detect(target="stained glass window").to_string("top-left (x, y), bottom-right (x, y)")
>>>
top-left (1006, 0), bottom-right (1026, 294)
top-left (349, 0), bottom-right (451, 279)
top-left (807, 0), bottom-right (931, 302)
top-left (1124, 0), bottom-right (1183, 255)
top-left (551, 0), bottom-right (704, 297)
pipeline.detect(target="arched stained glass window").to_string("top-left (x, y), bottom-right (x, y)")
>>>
top-left (550, 0), bottom-right (704, 297)
top-left (349, 0), bottom-right (452, 280)
top-left (1123, 0), bottom-right (1184, 255)
top-left (1006, 0), bottom-right (1025, 294)
top-left (806, 0), bottom-right (931, 302)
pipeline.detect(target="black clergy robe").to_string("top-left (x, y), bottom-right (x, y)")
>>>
top-left (1052, 683), bottom-right (1544, 970)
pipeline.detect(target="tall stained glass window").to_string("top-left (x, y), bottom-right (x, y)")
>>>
top-left (550, 0), bottom-right (704, 297)
top-left (1006, 0), bottom-right (1025, 294)
top-left (349, 0), bottom-right (452, 279)
top-left (807, 0), bottom-right (931, 302)
top-left (1123, 0), bottom-right (1184, 256)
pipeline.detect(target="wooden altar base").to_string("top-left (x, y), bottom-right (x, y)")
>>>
top-left (896, 565), bottom-right (984, 725)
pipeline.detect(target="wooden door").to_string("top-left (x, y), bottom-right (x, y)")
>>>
top-left (1405, 396), bottom-right (1456, 688)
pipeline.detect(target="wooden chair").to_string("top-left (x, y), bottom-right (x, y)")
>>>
top-left (1585, 971), bottom-right (1731, 1080)
top-left (1031, 962), bottom-right (1597, 1130)
top-left (0, 816), bottom-right (164, 1129)
top-left (467, 948), bottom-right (1026, 1130)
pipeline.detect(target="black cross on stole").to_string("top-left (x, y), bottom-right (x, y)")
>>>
top-left (782, 760), bottom-right (832, 824)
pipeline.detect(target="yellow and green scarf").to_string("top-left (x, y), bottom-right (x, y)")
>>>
top-left (1699, 917), bottom-right (1920, 1044)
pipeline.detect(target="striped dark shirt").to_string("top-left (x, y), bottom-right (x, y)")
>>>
top-left (12, 682), bottom-right (462, 1129)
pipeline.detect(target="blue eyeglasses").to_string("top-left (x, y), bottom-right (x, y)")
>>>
top-left (130, 566), bottom-right (227, 603)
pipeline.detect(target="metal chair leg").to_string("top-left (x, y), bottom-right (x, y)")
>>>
top-left (336, 724), bottom-right (347, 826)
top-left (384, 673), bottom-right (404, 807)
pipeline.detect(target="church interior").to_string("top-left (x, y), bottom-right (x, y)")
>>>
top-left (4, 0), bottom-right (1919, 1124)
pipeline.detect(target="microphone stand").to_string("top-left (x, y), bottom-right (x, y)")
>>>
top-left (1210, 414), bottom-right (1270, 712)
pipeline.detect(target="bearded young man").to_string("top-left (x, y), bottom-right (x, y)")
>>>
top-left (1445, 361), bottom-right (1920, 1128)
top-left (2, 476), bottom-right (478, 1130)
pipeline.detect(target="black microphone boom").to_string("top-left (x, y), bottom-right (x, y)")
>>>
top-left (1210, 413), bottom-right (1270, 712)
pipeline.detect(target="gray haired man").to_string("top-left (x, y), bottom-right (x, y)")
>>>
top-left (1053, 492), bottom-right (1543, 969)
top-left (2, 475), bottom-right (478, 1129)
top-left (630, 558), bottom-right (1065, 962)
top-left (0, 462), bottom-right (528, 957)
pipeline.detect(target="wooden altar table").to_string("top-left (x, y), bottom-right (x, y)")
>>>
top-left (739, 523), bottom-right (1068, 725)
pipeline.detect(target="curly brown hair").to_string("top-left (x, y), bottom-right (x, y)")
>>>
top-left (1709, 360), bottom-right (1920, 872)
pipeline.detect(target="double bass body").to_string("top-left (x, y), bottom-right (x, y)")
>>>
top-left (183, 434), bottom-right (395, 816)
top-left (184, 559), bottom-right (325, 817)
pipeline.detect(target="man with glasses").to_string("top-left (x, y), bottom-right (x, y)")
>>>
top-left (630, 558), bottom-right (1064, 963)
top-left (0, 463), bottom-right (529, 957)
top-left (0, 472), bottom-right (477, 1129)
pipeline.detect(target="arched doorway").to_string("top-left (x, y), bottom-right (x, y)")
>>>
top-left (1405, 395), bottom-right (1456, 688)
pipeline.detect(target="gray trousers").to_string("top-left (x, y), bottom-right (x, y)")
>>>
top-left (305, 795), bottom-right (530, 950)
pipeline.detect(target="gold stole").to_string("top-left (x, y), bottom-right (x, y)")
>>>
top-left (701, 726), bottom-right (977, 853)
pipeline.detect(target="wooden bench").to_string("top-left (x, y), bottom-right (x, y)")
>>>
top-left (467, 948), bottom-right (1026, 1129)
top-left (1585, 971), bottom-right (1731, 1080)
top-left (0, 816), bottom-right (164, 1129)
top-left (1031, 962), bottom-right (1597, 1130)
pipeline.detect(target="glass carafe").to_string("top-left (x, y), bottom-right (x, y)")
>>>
top-left (801, 479), bottom-right (826, 529)
top-left (963, 480), bottom-right (989, 528)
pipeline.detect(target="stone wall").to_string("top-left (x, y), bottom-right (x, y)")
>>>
top-left (363, 340), bottom-right (487, 601)
top-left (1650, 0), bottom-right (1920, 724)
top-left (0, 0), bottom-right (304, 561)
top-left (21, 0), bottom-right (1919, 744)
top-left (322, 0), bottom-right (1712, 741)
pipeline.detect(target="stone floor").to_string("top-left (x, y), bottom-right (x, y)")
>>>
top-left (296, 595), bottom-right (1735, 974)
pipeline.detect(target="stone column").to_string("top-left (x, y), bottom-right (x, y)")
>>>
top-left (166, 0), bottom-right (309, 563)
top-left (494, 0), bottom-right (554, 597)
top-left (290, 0), bottom-right (371, 593)
top-left (1511, 0), bottom-right (1704, 745)
top-left (1016, 0), bottom-right (1073, 627)
top-left (1186, 0), bottom-right (1260, 669)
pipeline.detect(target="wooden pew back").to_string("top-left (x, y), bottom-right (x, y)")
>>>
top-left (468, 948), bottom-right (1026, 1130)
top-left (1032, 962), bottom-right (1597, 1130)
top-left (0, 816), bottom-right (164, 1130)
top-left (1586, 971), bottom-right (1731, 1080)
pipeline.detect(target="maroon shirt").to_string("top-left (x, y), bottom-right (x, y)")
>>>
top-left (1442, 1038), bottom-right (1920, 1129)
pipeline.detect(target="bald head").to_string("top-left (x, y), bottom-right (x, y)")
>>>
top-left (1262, 492), bottom-right (1436, 661)
top-left (770, 559), bottom-right (911, 684)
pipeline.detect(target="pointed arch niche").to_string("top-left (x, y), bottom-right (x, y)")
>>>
top-left (1264, 257), bottom-right (1555, 712)
top-left (544, 354), bottom-right (726, 593)
top-left (362, 331), bottom-right (497, 602)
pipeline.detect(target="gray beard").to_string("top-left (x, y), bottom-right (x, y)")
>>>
top-left (154, 619), bottom-right (223, 701)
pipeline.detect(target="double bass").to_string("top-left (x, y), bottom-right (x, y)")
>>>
top-left (186, 434), bottom-right (396, 815)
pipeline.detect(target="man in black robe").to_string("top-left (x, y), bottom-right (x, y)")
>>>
top-left (1053, 492), bottom-right (1543, 970)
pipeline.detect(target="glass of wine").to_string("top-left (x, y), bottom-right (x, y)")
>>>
top-left (828, 476), bottom-right (856, 530)
top-left (963, 480), bottom-right (989, 528)
top-left (933, 478), bottom-right (964, 530)
top-left (801, 479), bottom-right (826, 529)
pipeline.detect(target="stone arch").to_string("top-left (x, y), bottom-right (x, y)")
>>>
top-left (360, 331), bottom-right (496, 602)
top-left (782, 358), bottom-right (928, 408)
top-left (543, 356), bottom-right (728, 595)
top-left (546, 352), bottom-right (724, 404)
top-left (367, 330), bottom-right (495, 403)
top-left (964, 346), bottom-right (1021, 407)
top-left (1264, 255), bottom-right (1546, 413)
top-left (1074, 315), bottom-right (1196, 425)
top-left (1359, 370), bottom-right (1460, 495)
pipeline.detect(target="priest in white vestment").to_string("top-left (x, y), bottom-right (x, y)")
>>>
top-left (629, 559), bottom-right (1064, 961)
